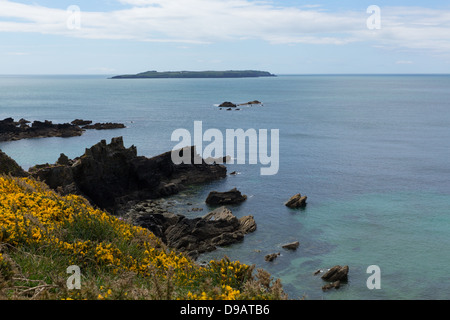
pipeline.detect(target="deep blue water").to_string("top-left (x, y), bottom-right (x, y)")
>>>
top-left (1, 74), bottom-right (450, 299)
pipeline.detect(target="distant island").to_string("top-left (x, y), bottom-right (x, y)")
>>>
top-left (110, 70), bottom-right (276, 79)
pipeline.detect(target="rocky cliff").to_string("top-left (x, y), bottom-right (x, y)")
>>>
top-left (29, 137), bottom-right (227, 213)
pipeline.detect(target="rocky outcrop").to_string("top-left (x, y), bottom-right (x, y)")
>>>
top-left (71, 119), bottom-right (125, 130)
top-left (321, 265), bottom-right (349, 282)
top-left (133, 206), bottom-right (256, 259)
top-left (314, 265), bottom-right (349, 291)
top-left (282, 241), bottom-right (300, 250)
top-left (0, 149), bottom-right (28, 177)
top-left (238, 100), bottom-right (262, 106)
top-left (285, 193), bottom-right (307, 208)
top-left (205, 188), bottom-right (247, 205)
top-left (82, 122), bottom-right (126, 130)
top-left (322, 281), bottom-right (341, 291)
top-left (218, 102), bottom-right (237, 108)
top-left (29, 137), bottom-right (227, 212)
top-left (0, 118), bottom-right (125, 142)
top-left (265, 253), bottom-right (280, 262)
top-left (71, 119), bottom-right (93, 126)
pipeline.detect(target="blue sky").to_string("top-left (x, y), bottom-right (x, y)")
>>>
top-left (1, 0), bottom-right (450, 74)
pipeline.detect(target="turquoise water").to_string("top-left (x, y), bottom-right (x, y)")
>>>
top-left (1, 74), bottom-right (450, 299)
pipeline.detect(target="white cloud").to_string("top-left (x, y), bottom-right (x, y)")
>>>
top-left (0, 1), bottom-right (450, 54)
top-left (6, 52), bottom-right (30, 56)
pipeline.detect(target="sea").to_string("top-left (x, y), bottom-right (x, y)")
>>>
top-left (1, 74), bottom-right (449, 300)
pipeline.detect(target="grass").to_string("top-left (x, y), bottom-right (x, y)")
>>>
top-left (0, 175), bottom-right (287, 300)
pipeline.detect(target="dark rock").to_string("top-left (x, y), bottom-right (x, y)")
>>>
top-left (82, 122), bottom-right (126, 130)
top-left (322, 280), bottom-right (341, 291)
top-left (0, 150), bottom-right (28, 177)
top-left (205, 188), bottom-right (247, 205)
top-left (29, 137), bottom-right (227, 212)
top-left (265, 252), bottom-right (280, 262)
top-left (18, 118), bottom-right (30, 125)
top-left (134, 206), bottom-right (256, 259)
top-left (282, 241), bottom-right (300, 250)
top-left (0, 118), bottom-right (83, 141)
top-left (71, 119), bottom-right (93, 126)
top-left (56, 153), bottom-right (71, 166)
top-left (219, 101), bottom-right (237, 108)
top-left (285, 193), bottom-right (307, 208)
top-left (321, 265), bottom-right (349, 282)
top-left (238, 100), bottom-right (262, 106)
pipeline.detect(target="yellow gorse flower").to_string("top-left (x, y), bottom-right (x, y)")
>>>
top-left (0, 176), bottom-right (262, 300)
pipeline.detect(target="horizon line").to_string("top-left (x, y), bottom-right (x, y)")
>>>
top-left (1, 73), bottom-right (450, 76)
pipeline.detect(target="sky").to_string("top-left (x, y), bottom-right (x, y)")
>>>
top-left (1, 0), bottom-right (450, 74)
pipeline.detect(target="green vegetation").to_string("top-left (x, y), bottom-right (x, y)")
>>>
top-left (110, 70), bottom-right (276, 79)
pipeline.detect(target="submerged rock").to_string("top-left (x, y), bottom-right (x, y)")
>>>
top-left (218, 101), bottom-right (237, 108)
top-left (282, 241), bottom-right (300, 250)
top-left (322, 280), bottom-right (341, 291)
top-left (71, 119), bottom-right (93, 126)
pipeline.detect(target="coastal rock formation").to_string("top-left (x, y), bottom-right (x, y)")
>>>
top-left (112, 70), bottom-right (276, 79)
top-left (0, 149), bottom-right (29, 177)
top-left (205, 188), bottom-right (247, 205)
top-left (218, 102), bottom-right (237, 108)
top-left (322, 281), bottom-right (341, 291)
top-left (82, 122), bottom-right (126, 130)
top-left (71, 119), bottom-right (93, 126)
top-left (285, 193), bottom-right (307, 208)
top-left (133, 206), bottom-right (256, 259)
top-left (0, 118), bottom-right (125, 142)
top-left (282, 241), bottom-right (300, 250)
top-left (238, 100), bottom-right (262, 106)
top-left (321, 265), bottom-right (349, 282)
top-left (265, 252), bottom-right (280, 262)
top-left (0, 118), bottom-right (83, 142)
top-left (29, 137), bottom-right (227, 212)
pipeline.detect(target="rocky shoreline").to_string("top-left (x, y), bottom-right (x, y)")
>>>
top-left (0, 137), bottom-right (305, 260)
top-left (1, 136), bottom-right (256, 259)
top-left (127, 202), bottom-right (256, 259)
top-left (0, 117), bottom-right (125, 142)
top-left (0, 135), bottom-right (350, 291)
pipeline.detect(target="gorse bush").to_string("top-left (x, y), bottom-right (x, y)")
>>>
top-left (0, 176), bottom-right (287, 300)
